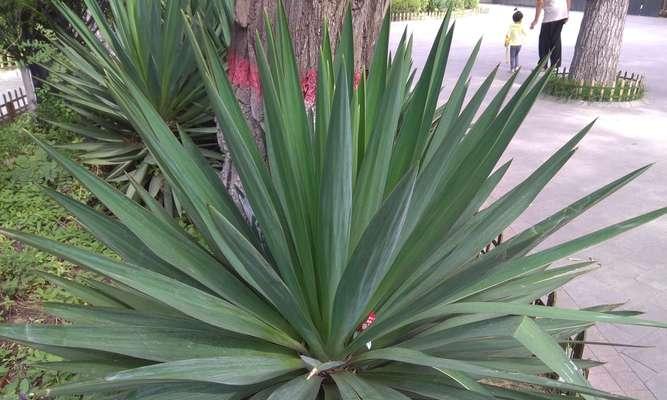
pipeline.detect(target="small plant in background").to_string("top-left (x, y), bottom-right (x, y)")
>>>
top-left (45, 0), bottom-right (233, 213)
top-left (0, 4), bottom-right (665, 400)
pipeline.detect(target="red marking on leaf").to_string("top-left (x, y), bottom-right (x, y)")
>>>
top-left (357, 311), bottom-right (376, 332)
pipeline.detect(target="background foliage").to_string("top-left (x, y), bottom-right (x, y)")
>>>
top-left (0, 0), bottom-right (91, 88)
top-left (391, 0), bottom-right (479, 13)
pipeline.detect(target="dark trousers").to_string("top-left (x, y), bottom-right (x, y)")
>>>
top-left (509, 45), bottom-right (521, 70)
top-left (539, 18), bottom-right (566, 68)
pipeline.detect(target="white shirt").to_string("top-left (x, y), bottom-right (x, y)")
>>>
top-left (543, 0), bottom-right (569, 23)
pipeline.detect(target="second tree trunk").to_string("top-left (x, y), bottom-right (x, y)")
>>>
top-left (569, 0), bottom-right (629, 85)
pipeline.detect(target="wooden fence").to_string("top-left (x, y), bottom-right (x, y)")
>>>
top-left (391, 10), bottom-right (449, 21)
top-left (390, 7), bottom-right (485, 21)
top-left (0, 88), bottom-right (30, 124)
top-left (545, 68), bottom-right (645, 102)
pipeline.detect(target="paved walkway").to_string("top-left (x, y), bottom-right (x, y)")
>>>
top-left (0, 69), bottom-right (24, 98)
top-left (391, 5), bottom-right (667, 399)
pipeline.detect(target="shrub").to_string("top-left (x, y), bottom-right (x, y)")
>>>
top-left (424, 0), bottom-right (475, 11)
top-left (463, 0), bottom-right (479, 9)
top-left (425, 0), bottom-right (448, 11)
top-left (1, 4), bottom-right (665, 400)
top-left (392, 0), bottom-right (427, 12)
top-left (393, 0), bottom-right (475, 13)
top-left (0, 0), bottom-right (89, 63)
top-left (446, 0), bottom-right (464, 10)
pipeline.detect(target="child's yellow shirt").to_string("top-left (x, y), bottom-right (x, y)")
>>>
top-left (505, 22), bottom-right (526, 46)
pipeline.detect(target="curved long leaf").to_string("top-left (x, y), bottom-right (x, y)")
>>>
top-left (266, 375), bottom-right (322, 400)
top-left (106, 355), bottom-right (305, 386)
top-left (0, 229), bottom-right (304, 352)
top-left (330, 170), bottom-right (417, 354)
top-left (353, 348), bottom-right (632, 399)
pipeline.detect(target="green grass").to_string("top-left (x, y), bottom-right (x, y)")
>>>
top-left (0, 91), bottom-right (111, 399)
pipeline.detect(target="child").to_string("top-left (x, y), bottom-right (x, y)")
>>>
top-left (505, 9), bottom-right (527, 72)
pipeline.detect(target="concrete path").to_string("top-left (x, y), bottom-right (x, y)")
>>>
top-left (391, 5), bottom-right (667, 399)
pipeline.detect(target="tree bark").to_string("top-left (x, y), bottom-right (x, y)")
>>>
top-left (219, 0), bottom-right (389, 206)
top-left (569, 0), bottom-right (629, 85)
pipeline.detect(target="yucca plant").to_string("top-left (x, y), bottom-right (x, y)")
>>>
top-left (1, 5), bottom-right (666, 399)
top-left (42, 0), bottom-right (233, 210)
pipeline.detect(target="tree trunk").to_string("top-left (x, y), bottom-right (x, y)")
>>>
top-left (569, 0), bottom-right (629, 85)
top-left (219, 0), bottom-right (389, 205)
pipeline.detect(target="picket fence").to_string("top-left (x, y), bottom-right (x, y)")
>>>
top-left (0, 88), bottom-right (30, 124)
top-left (546, 67), bottom-right (645, 102)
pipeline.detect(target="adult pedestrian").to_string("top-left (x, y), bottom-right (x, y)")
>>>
top-left (531, 0), bottom-right (571, 68)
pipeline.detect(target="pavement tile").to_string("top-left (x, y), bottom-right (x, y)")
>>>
top-left (644, 372), bottom-right (667, 400)
top-left (588, 368), bottom-right (626, 395)
top-left (624, 391), bottom-right (657, 400)
top-left (612, 371), bottom-right (653, 393)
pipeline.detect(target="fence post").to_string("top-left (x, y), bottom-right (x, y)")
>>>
top-left (619, 77), bottom-right (626, 101)
top-left (2, 93), bottom-right (8, 120)
top-left (18, 88), bottom-right (25, 108)
top-left (6, 92), bottom-right (16, 120)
